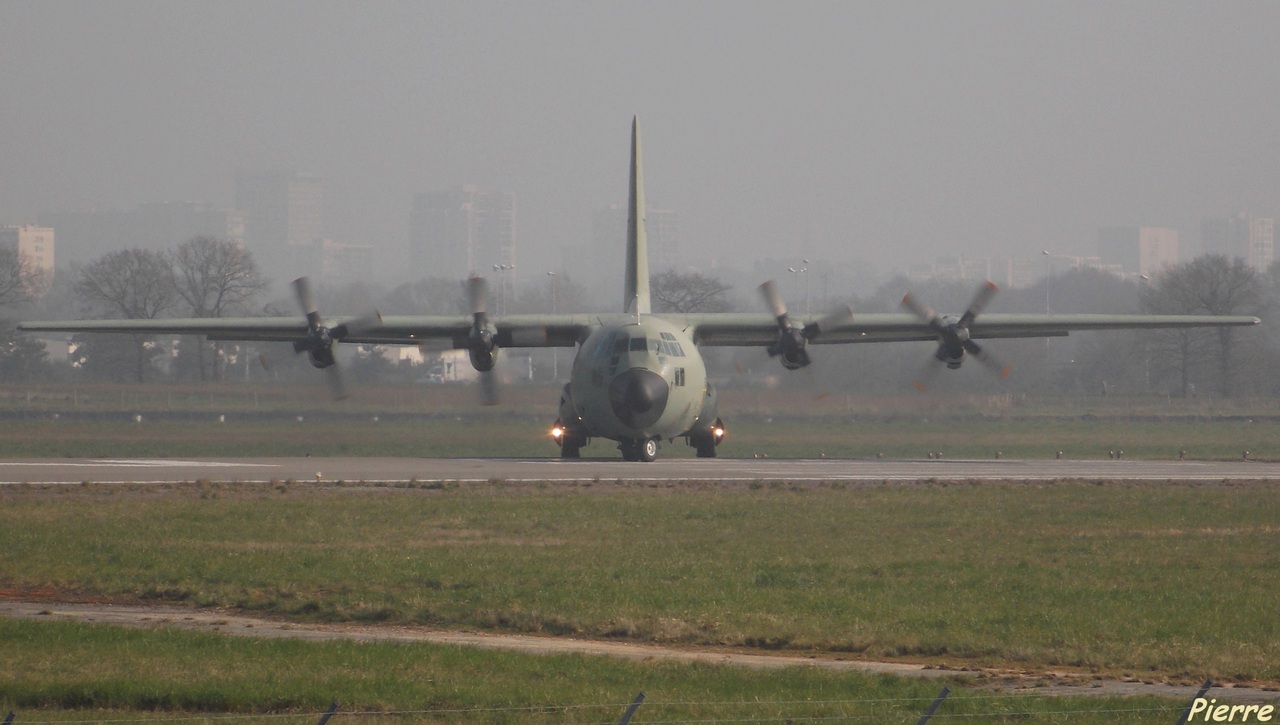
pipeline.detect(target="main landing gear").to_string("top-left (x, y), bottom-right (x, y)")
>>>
top-left (621, 438), bottom-right (659, 462)
top-left (689, 418), bottom-right (726, 458)
top-left (551, 418), bottom-right (586, 459)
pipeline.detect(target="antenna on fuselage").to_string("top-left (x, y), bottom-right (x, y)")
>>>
top-left (624, 116), bottom-right (650, 317)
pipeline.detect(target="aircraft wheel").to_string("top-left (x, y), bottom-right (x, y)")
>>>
top-left (694, 436), bottom-right (717, 458)
top-left (561, 441), bottom-right (582, 459)
top-left (639, 438), bottom-right (659, 462)
top-left (620, 440), bottom-right (640, 462)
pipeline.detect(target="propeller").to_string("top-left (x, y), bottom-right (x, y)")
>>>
top-left (290, 276), bottom-right (382, 401)
top-left (900, 280), bottom-right (1012, 390)
top-left (759, 280), bottom-right (852, 370)
top-left (466, 276), bottom-right (501, 405)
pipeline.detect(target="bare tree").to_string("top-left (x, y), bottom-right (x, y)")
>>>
top-left (1142, 255), bottom-right (1264, 397)
top-left (0, 247), bottom-right (49, 305)
top-left (171, 237), bottom-right (267, 317)
top-left (383, 277), bottom-right (470, 315)
top-left (171, 237), bottom-right (267, 380)
top-left (518, 273), bottom-right (592, 314)
top-left (651, 270), bottom-right (734, 313)
top-left (74, 248), bottom-right (177, 382)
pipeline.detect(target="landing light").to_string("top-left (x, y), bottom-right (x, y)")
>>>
top-left (713, 427), bottom-right (725, 439)
top-left (551, 426), bottom-right (564, 441)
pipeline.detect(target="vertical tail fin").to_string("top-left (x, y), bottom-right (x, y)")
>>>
top-left (624, 116), bottom-right (651, 315)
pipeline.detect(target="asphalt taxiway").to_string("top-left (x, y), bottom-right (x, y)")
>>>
top-left (0, 456), bottom-right (1278, 485)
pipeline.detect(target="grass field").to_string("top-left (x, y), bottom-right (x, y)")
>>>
top-left (1, 382), bottom-right (1278, 460)
top-left (2, 406), bottom-right (1279, 460)
top-left (2, 383), bottom-right (1277, 722)
top-left (0, 617), bottom-right (1191, 725)
top-left (3, 415), bottom-right (1278, 460)
top-left (3, 480), bottom-right (1277, 685)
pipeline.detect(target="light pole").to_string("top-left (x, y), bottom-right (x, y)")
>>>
top-left (787, 259), bottom-right (811, 316)
top-left (491, 264), bottom-right (514, 316)
top-left (1139, 274), bottom-right (1151, 392)
top-left (1041, 250), bottom-right (1052, 314)
top-left (547, 271), bottom-right (559, 380)
top-left (1041, 250), bottom-right (1078, 314)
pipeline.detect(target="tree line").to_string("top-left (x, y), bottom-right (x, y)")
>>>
top-left (1, 237), bottom-right (1276, 399)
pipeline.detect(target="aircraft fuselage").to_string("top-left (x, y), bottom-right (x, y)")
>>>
top-left (557, 316), bottom-right (720, 458)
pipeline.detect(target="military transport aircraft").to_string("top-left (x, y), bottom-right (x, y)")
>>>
top-left (19, 118), bottom-right (1261, 461)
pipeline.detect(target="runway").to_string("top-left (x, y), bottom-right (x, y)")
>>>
top-left (1, 456), bottom-right (1278, 485)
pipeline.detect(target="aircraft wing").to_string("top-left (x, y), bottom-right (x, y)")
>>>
top-left (668, 312), bottom-right (1262, 347)
top-left (18, 310), bottom-right (1262, 348)
top-left (17, 314), bottom-right (594, 349)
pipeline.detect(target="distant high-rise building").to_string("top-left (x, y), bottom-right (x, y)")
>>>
top-left (307, 239), bottom-right (374, 287)
top-left (235, 171), bottom-right (325, 277)
top-left (906, 255), bottom-right (1038, 288)
top-left (1201, 213), bottom-right (1274, 272)
top-left (589, 202), bottom-right (679, 275)
top-left (0, 224), bottom-right (55, 290)
top-left (38, 202), bottom-right (234, 266)
top-left (1097, 227), bottom-right (1179, 277)
top-left (409, 185), bottom-right (515, 280)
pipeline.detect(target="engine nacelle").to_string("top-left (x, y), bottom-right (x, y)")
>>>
top-left (306, 346), bottom-right (336, 369)
top-left (780, 347), bottom-right (811, 370)
top-left (293, 327), bottom-right (337, 369)
top-left (934, 328), bottom-right (967, 369)
top-left (467, 324), bottom-right (497, 371)
top-left (469, 346), bottom-right (496, 372)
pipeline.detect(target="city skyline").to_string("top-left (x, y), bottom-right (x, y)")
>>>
top-left (12, 162), bottom-right (1275, 295)
top-left (4, 3), bottom-right (1280, 287)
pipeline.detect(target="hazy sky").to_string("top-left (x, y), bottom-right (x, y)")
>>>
top-left (4, 1), bottom-right (1280, 284)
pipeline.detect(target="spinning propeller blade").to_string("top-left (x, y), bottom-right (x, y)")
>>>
top-left (901, 281), bottom-right (1012, 389)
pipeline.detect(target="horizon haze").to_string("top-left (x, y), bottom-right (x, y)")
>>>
top-left (4, 2), bottom-right (1280, 290)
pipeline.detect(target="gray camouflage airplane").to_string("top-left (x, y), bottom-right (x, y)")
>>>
top-left (19, 118), bottom-right (1261, 461)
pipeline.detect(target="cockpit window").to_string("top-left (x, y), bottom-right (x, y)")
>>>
top-left (613, 333), bottom-right (687, 357)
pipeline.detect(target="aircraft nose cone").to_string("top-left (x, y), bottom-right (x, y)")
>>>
top-left (608, 368), bottom-right (670, 429)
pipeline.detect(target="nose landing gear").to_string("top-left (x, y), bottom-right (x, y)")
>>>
top-left (621, 438), bottom-right (659, 462)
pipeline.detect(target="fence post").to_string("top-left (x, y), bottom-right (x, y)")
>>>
top-left (616, 691), bottom-right (646, 725)
top-left (1175, 679), bottom-right (1214, 725)
top-left (316, 701), bottom-right (339, 725)
top-left (915, 686), bottom-right (951, 725)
